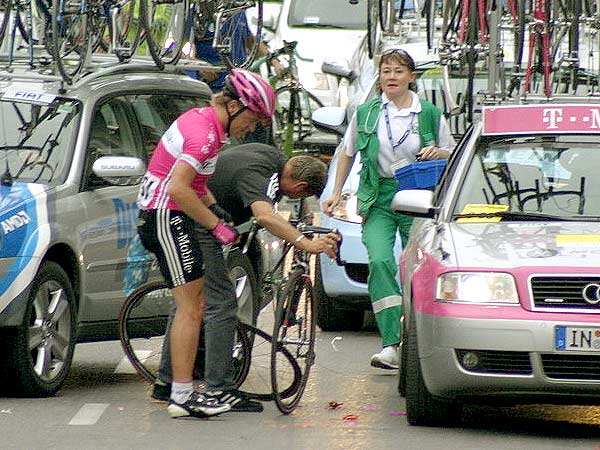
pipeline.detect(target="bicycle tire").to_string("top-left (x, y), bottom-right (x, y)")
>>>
top-left (367, 0), bottom-right (378, 58)
top-left (236, 322), bottom-right (302, 402)
top-left (272, 85), bottom-right (324, 157)
top-left (271, 267), bottom-right (316, 414)
top-left (140, 0), bottom-right (188, 69)
top-left (378, 0), bottom-right (392, 32)
top-left (218, 0), bottom-right (263, 69)
top-left (50, 0), bottom-right (89, 84)
top-left (118, 281), bottom-right (252, 387)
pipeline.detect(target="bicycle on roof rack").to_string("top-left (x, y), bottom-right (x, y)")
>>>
top-left (251, 40), bottom-right (323, 158)
top-left (119, 198), bottom-right (345, 414)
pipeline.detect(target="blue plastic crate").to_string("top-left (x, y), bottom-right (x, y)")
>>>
top-left (394, 160), bottom-right (447, 190)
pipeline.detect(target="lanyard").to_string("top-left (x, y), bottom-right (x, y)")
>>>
top-left (383, 103), bottom-right (415, 153)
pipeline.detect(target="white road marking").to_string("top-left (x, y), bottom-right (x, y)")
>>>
top-left (68, 403), bottom-right (109, 425)
top-left (114, 350), bottom-right (152, 374)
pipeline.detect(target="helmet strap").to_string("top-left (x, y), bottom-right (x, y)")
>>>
top-left (225, 101), bottom-right (247, 135)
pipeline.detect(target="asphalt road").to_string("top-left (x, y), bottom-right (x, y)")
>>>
top-left (2, 315), bottom-right (600, 450)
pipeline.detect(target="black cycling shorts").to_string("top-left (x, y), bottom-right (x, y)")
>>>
top-left (137, 209), bottom-right (204, 288)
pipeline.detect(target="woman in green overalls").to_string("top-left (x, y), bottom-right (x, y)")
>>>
top-left (323, 48), bottom-right (455, 369)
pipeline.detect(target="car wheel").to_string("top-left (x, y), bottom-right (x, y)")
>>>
top-left (2, 262), bottom-right (76, 397)
top-left (398, 315), bottom-right (408, 397)
top-left (315, 258), bottom-right (364, 332)
top-left (227, 249), bottom-right (259, 327)
top-left (405, 310), bottom-right (462, 427)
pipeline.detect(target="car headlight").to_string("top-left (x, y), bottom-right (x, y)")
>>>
top-left (436, 272), bottom-right (518, 304)
top-left (329, 192), bottom-right (362, 224)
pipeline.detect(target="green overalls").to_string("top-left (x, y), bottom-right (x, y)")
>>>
top-left (356, 97), bottom-right (441, 346)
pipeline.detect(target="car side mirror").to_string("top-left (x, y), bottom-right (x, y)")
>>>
top-left (391, 190), bottom-right (436, 218)
top-left (321, 61), bottom-right (356, 83)
top-left (311, 106), bottom-right (346, 137)
top-left (92, 156), bottom-right (146, 186)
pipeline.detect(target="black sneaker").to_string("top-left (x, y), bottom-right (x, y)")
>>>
top-left (152, 382), bottom-right (171, 402)
top-left (167, 391), bottom-right (232, 419)
top-left (205, 389), bottom-right (264, 413)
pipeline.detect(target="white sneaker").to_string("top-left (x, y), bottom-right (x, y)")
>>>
top-left (370, 346), bottom-right (399, 370)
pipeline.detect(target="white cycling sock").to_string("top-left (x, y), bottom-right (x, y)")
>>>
top-left (171, 382), bottom-right (193, 404)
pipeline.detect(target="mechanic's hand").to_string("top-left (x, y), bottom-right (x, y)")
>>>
top-left (209, 203), bottom-right (234, 224)
top-left (211, 221), bottom-right (239, 246)
top-left (416, 146), bottom-right (449, 161)
top-left (302, 232), bottom-right (340, 259)
top-left (322, 192), bottom-right (342, 217)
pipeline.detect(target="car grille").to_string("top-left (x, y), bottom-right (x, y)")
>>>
top-left (455, 350), bottom-right (533, 374)
top-left (530, 276), bottom-right (600, 310)
top-left (541, 354), bottom-right (600, 380)
top-left (345, 263), bottom-right (369, 284)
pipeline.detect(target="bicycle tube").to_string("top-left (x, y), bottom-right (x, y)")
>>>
top-left (119, 280), bottom-right (252, 387)
top-left (271, 268), bottom-right (317, 414)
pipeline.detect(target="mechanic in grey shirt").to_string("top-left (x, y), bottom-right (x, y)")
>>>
top-left (153, 143), bottom-right (340, 411)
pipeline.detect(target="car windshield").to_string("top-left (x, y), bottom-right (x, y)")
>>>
top-left (452, 135), bottom-right (600, 221)
top-left (0, 98), bottom-right (80, 185)
top-left (288, 0), bottom-right (367, 29)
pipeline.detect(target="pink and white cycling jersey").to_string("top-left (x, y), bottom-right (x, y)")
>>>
top-left (137, 107), bottom-right (226, 211)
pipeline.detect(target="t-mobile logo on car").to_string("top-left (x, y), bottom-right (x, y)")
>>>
top-left (542, 107), bottom-right (600, 129)
top-left (483, 104), bottom-right (600, 135)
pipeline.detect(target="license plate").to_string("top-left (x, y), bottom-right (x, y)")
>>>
top-left (555, 326), bottom-right (600, 352)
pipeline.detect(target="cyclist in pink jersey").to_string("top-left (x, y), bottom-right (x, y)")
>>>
top-left (137, 69), bottom-right (276, 419)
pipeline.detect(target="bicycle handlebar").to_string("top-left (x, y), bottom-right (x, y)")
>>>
top-left (239, 219), bottom-right (345, 266)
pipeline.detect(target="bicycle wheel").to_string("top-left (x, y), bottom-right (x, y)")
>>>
top-left (236, 323), bottom-right (301, 401)
top-left (119, 281), bottom-right (252, 386)
top-left (367, 0), bottom-right (378, 58)
top-left (271, 267), bottom-right (316, 414)
top-left (217, 0), bottom-right (263, 69)
top-left (272, 85), bottom-right (324, 157)
top-left (50, 0), bottom-right (89, 84)
top-left (140, 0), bottom-right (188, 69)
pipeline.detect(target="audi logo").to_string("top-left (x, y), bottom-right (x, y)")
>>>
top-left (582, 283), bottom-right (600, 305)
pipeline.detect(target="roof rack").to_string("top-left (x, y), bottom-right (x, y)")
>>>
top-left (0, 53), bottom-right (229, 89)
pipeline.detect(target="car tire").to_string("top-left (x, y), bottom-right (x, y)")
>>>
top-left (405, 310), bottom-right (462, 427)
top-left (315, 258), bottom-right (364, 332)
top-left (398, 316), bottom-right (408, 397)
top-left (226, 248), bottom-right (259, 327)
top-left (1, 262), bottom-right (76, 397)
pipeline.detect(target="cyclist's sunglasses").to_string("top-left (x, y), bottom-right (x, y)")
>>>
top-left (380, 48), bottom-right (416, 71)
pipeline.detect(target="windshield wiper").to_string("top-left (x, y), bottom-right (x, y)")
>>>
top-left (453, 211), bottom-right (589, 221)
top-left (295, 23), bottom-right (346, 29)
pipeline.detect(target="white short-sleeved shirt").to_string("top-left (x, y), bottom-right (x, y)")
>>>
top-left (344, 91), bottom-right (455, 178)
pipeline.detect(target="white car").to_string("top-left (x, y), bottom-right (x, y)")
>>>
top-left (269, 0), bottom-right (368, 109)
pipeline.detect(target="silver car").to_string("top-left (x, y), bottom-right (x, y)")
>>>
top-left (0, 64), bottom-right (220, 396)
top-left (394, 99), bottom-right (600, 427)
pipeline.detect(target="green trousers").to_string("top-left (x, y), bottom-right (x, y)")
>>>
top-left (361, 179), bottom-right (413, 347)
